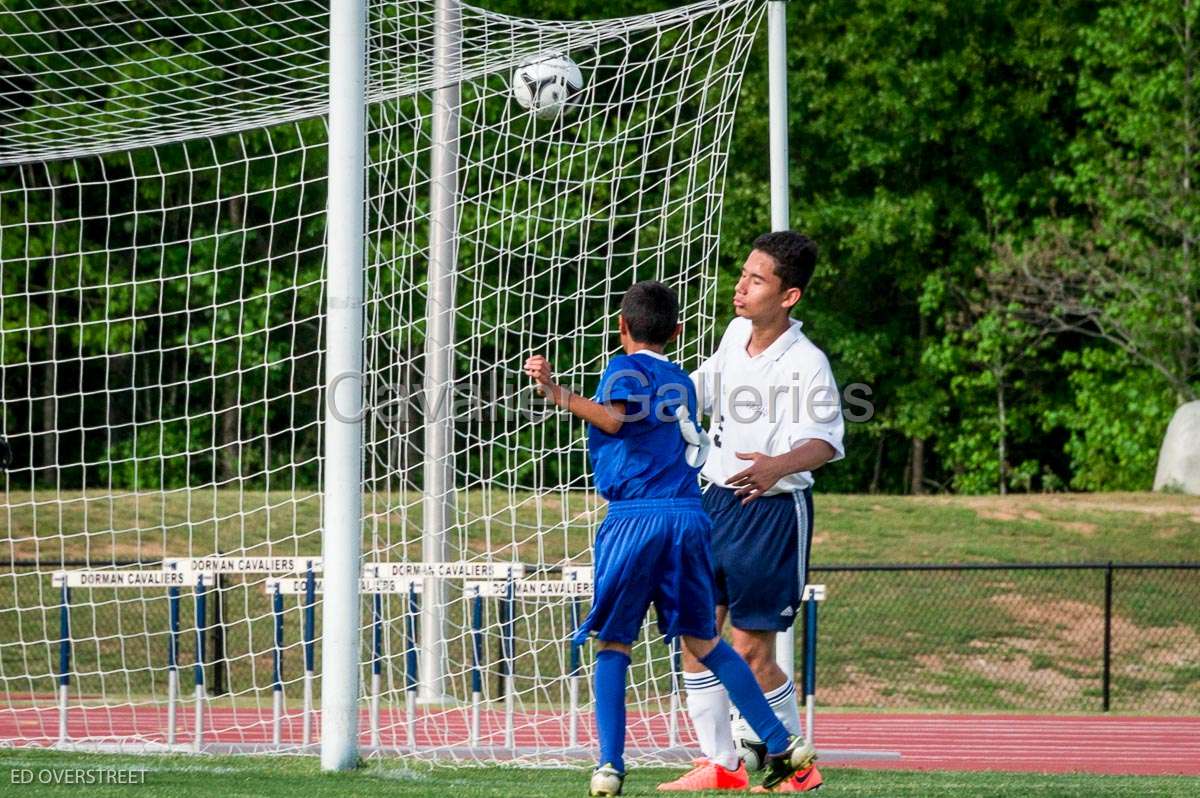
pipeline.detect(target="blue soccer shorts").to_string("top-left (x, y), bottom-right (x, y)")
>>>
top-left (703, 484), bottom-right (814, 632)
top-left (574, 497), bottom-right (720, 646)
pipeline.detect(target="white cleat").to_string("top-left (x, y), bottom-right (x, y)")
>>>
top-left (589, 763), bottom-right (625, 797)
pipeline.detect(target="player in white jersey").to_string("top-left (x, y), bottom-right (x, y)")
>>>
top-left (526, 281), bottom-right (815, 797)
top-left (658, 232), bottom-right (843, 794)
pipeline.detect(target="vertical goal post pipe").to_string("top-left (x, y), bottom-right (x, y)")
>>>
top-left (767, 0), bottom-right (796, 682)
top-left (322, 0), bottom-right (368, 772)
top-left (421, 0), bottom-right (463, 706)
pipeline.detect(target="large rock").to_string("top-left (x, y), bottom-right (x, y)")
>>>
top-left (1154, 401), bottom-right (1200, 495)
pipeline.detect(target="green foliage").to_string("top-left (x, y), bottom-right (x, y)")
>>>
top-left (1050, 348), bottom-right (1177, 491)
top-left (2, 0), bottom-right (1195, 493)
top-left (989, 0), bottom-right (1198, 492)
top-left (1001, 0), bottom-right (1199, 402)
top-left (763, 0), bottom-right (1087, 492)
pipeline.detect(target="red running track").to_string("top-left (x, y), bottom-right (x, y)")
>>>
top-left (2, 704), bottom-right (1197, 776)
top-left (814, 714), bottom-right (1200, 776)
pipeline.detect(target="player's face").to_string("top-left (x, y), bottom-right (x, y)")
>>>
top-left (733, 250), bottom-right (796, 320)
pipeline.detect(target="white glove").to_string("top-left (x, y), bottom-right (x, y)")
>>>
top-left (675, 405), bottom-right (711, 468)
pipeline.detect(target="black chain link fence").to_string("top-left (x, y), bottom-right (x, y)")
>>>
top-left (804, 562), bottom-right (1200, 714)
top-left (5, 560), bottom-right (1197, 715)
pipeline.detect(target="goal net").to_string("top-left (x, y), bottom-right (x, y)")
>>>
top-left (0, 0), bottom-right (763, 761)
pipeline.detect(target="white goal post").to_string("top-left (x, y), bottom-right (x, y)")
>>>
top-left (0, 0), bottom-right (791, 767)
top-left (322, 0), bottom-right (369, 772)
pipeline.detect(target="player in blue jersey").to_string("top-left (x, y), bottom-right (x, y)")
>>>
top-left (524, 281), bottom-right (814, 797)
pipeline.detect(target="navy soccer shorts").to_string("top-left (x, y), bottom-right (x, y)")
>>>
top-left (703, 484), bottom-right (814, 632)
top-left (574, 497), bottom-right (720, 646)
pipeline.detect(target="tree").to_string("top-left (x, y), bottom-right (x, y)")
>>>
top-left (1003, 0), bottom-right (1199, 405)
top-left (761, 0), bottom-right (1087, 492)
top-left (924, 268), bottom-right (1054, 493)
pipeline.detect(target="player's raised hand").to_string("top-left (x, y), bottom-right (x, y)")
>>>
top-left (523, 354), bottom-right (552, 383)
top-left (728, 451), bottom-right (788, 504)
top-left (524, 355), bottom-right (561, 402)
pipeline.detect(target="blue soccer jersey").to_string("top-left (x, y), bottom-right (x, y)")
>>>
top-left (575, 349), bottom-right (717, 646)
top-left (587, 351), bottom-right (702, 502)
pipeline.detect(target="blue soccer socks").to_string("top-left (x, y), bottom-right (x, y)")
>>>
top-left (594, 649), bottom-right (631, 773)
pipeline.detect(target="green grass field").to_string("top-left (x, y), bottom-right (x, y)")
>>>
top-left (5, 489), bottom-right (1199, 565)
top-left (1, 749), bottom-right (1198, 797)
top-left (2, 491), bottom-right (1198, 714)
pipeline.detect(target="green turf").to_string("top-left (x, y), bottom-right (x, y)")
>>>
top-left (2, 492), bottom-right (1198, 714)
top-left (5, 490), bottom-right (1200, 565)
top-left (1, 749), bottom-right (1198, 798)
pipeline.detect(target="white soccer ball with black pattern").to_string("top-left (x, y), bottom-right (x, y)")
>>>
top-left (737, 737), bottom-right (768, 772)
top-left (510, 53), bottom-right (584, 120)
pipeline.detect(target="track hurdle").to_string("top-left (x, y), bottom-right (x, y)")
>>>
top-left (267, 570), bottom-right (422, 749)
top-left (264, 577), bottom-right (309, 749)
top-left (360, 562), bottom-right (429, 748)
top-left (267, 561), bottom-right (525, 751)
top-left (51, 568), bottom-right (207, 749)
top-left (263, 573), bottom-right (325, 749)
top-left (368, 561), bottom-right (525, 747)
top-left (465, 572), bottom-right (592, 750)
top-left (168, 555), bottom-right (323, 747)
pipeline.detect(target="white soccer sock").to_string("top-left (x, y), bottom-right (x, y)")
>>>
top-left (683, 670), bottom-right (740, 772)
top-left (766, 679), bottom-right (803, 737)
top-left (731, 679), bottom-right (803, 742)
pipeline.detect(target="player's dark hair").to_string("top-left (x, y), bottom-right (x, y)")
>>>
top-left (620, 280), bottom-right (679, 345)
top-left (753, 231), bottom-right (818, 293)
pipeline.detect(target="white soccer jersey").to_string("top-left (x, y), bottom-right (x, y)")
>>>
top-left (691, 316), bottom-right (844, 494)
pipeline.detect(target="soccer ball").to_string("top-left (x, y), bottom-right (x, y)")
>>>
top-left (736, 737), bottom-right (769, 772)
top-left (510, 53), bottom-right (584, 120)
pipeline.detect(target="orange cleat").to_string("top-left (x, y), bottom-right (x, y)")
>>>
top-left (751, 763), bottom-right (823, 792)
top-left (657, 758), bottom-right (750, 791)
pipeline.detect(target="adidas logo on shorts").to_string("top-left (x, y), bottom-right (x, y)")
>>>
top-left (780, 606), bottom-right (794, 617)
